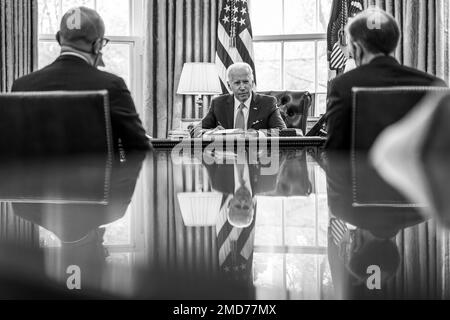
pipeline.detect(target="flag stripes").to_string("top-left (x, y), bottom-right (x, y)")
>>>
top-left (215, 0), bottom-right (256, 94)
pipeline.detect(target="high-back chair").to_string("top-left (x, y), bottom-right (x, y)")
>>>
top-left (0, 91), bottom-right (113, 203)
top-left (351, 86), bottom-right (450, 207)
top-left (0, 90), bottom-right (113, 157)
top-left (259, 91), bottom-right (312, 134)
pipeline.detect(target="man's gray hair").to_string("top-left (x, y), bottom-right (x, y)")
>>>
top-left (226, 62), bottom-right (254, 82)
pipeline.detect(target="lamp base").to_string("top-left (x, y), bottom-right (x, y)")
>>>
top-left (195, 95), bottom-right (204, 109)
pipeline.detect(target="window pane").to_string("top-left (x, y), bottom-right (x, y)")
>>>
top-left (317, 41), bottom-right (328, 93)
top-left (287, 254), bottom-right (330, 299)
top-left (317, 193), bottom-right (329, 246)
top-left (253, 253), bottom-right (284, 288)
top-left (284, 0), bottom-right (316, 34)
top-left (97, 0), bottom-right (130, 36)
top-left (38, 0), bottom-right (63, 34)
top-left (61, 0), bottom-right (95, 13)
top-left (38, 41), bottom-right (60, 68)
top-left (318, 0), bottom-right (334, 33)
top-left (103, 208), bottom-right (132, 246)
top-left (250, 0), bottom-right (282, 36)
top-left (285, 197), bottom-right (317, 246)
top-left (255, 197), bottom-right (282, 246)
top-left (100, 43), bottom-right (131, 87)
top-left (251, 0), bottom-right (332, 35)
top-left (284, 42), bottom-right (315, 92)
top-left (254, 42), bottom-right (282, 91)
top-left (39, 0), bottom-right (130, 36)
top-left (316, 93), bottom-right (327, 116)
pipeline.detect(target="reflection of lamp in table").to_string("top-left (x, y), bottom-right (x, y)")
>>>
top-left (177, 62), bottom-right (222, 111)
top-left (177, 192), bottom-right (222, 227)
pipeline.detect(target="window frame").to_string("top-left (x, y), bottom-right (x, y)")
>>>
top-left (37, 0), bottom-right (145, 115)
top-left (250, 0), bottom-right (330, 117)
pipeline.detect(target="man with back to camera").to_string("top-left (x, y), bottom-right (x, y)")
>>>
top-left (325, 7), bottom-right (447, 151)
top-left (12, 7), bottom-right (150, 152)
top-left (191, 62), bottom-right (286, 137)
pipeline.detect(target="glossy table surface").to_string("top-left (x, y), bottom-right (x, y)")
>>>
top-left (1, 141), bottom-right (449, 300)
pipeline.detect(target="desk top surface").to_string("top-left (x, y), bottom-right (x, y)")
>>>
top-left (1, 146), bottom-right (449, 300)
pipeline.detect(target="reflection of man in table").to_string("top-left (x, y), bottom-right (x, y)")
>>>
top-left (10, 152), bottom-right (146, 295)
top-left (214, 162), bottom-right (258, 283)
top-left (191, 63), bottom-right (286, 137)
top-left (203, 152), bottom-right (278, 282)
top-left (324, 153), bottom-right (426, 299)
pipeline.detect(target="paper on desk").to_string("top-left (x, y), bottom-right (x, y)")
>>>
top-left (204, 149), bottom-right (238, 161)
top-left (209, 129), bottom-right (245, 135)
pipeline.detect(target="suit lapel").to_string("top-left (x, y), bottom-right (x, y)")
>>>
top-left (247, 93), bottom-right (259, 129)
top-left (224, 95), bottom-right (234, 129)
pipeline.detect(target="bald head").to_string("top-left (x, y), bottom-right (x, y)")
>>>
top-left (58, 7), bottom-right (105, 52)
top-left (346, 7), bottom-right (400, 56)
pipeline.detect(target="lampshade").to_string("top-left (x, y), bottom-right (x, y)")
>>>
top-left (177, 192), bottom-right (222, 226)
top-left (177, 63), bottom-right (222, 96)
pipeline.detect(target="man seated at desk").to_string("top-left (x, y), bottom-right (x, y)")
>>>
top-left (191, 62), bottom-right (287, 137)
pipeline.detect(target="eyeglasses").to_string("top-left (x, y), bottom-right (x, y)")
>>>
top-left (100, 38), bottom-right (110, 48)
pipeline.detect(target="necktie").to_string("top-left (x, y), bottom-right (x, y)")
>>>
top-left (330, 218), bottom-right (349, 246)
top-left (235, 104), bottom-right (246, 130)
top-left (237, 164), bottom-right (246, 187)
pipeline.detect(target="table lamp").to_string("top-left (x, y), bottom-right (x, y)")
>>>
top-left (177, 62), bottom-right (223, 109)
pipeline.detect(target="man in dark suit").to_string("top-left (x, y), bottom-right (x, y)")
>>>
top-left (12, 7), bottom-right (150, 152)
top-left (326, 8), bottom-right (446, 151)
top-left (192, 62), bottom-right (286, 137)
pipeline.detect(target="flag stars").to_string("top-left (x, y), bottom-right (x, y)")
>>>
top-left (232, 16), bottom-right (238, 24)
top-left (239, 18), bottom-right (246, 26)
top-left (225, 5), bottom-right (230, 12)
top-left (240, 264), bottom-right (246, 270)
top-left (241, 7), bottom-right (247, 15)
top-left (222, 16), bottom-right (230, 24)
top-left (224, 266), bottom-right (231, 272)
top-left (233, 6), bottom-right (239, 14)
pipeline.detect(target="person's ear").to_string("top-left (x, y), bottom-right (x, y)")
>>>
top-left (227, 81), bottom-right (232, 91)
top-left (56, 31), bottom-right (61, 45)
top-left (92, 38), bottom-right (102, 54)
top-left (348, 40), bottom-right (358, 59)
top-left (353, 42), bottom-right (364, 59)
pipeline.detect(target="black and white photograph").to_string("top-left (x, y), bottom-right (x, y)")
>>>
top-left (1, 0), bottom-right (450, 309)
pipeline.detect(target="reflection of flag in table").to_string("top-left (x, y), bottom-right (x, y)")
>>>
top-left (329, 217), bottom-right (349, 246)
top-left (327, 0), bottom-right (364, 71)
top-left (215, 0), bottom-right (256, 93)
top-left (216, 195), bottom-right (255, 281)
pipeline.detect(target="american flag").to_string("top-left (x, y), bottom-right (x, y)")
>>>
top-left (327, 0), bottom-right (364, 72)
top-left (215, 0), bottom-right (256, 93)
top-left (216, 195), bottom-right (255, 281)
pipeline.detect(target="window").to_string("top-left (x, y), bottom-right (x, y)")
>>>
top-left (37, 0), bottom-right (145, 115)
top-left (37, 0), bottom-right (146, 258)
top-left (250, 0), bottom-right (333, 117)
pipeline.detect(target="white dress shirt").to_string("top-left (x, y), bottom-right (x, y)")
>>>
top-left (234, 163), bottom-right (252, 195)
top-left (60, 52), bottom-right (90, 64)
top-left (233, 93), bottom-right (252, 130)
